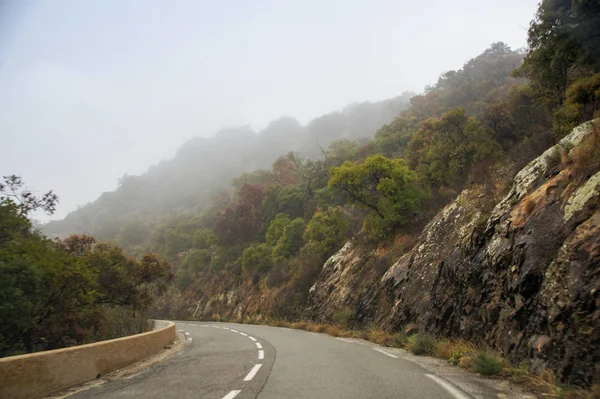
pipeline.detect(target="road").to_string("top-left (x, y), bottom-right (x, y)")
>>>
top-left (70, 322), bottom-right (474, 399)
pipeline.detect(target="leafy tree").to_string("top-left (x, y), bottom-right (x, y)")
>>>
top-left (304, 207), bottom-right (350, 255)
top-left (265, 213), bottom-right (291, 246)
top-left (0, 175), bottom-right (59, 216)
top-left (241, 243), bottom-right (272, 274)
top-left (408, 108), bottom-right (500, 187)
top-left (374, 115), bottom-right (418, 157)
top-left (272, 218), bottom-right (306, 263)
top-left (329, 155), bottom-right (424, 234)
top-left (517, 0), bottom-right (600, 108)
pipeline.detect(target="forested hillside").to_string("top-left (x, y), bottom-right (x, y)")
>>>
top-left (43, 95), bottom-right (412, 241)
top-left (29, 0), bottom-right (600, 389)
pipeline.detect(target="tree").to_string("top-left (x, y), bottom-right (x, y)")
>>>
top-left (304, 207), bottom-right (350, 256)
top-left (272, 218), bottom-right (306, 263)
top-left (329, 155), bottom-right (424, 238)
top-left (241, 243), bottom-right (272, 275)
top-left (408, 108), bottom-right (500, 188)
top-left (1, 175), bottom-right (58, 216)
top-left (517, 0), bottom-right (600, 108)
top-left (265, 213), bottom-right (291, 246)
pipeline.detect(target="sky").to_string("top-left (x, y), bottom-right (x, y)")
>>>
top-left (0, 0), bottom-right (539, 221)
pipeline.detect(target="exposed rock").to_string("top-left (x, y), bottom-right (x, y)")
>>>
top-left (306, 120), bottom-right (599, 386)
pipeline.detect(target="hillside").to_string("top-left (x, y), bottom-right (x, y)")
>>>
top-left (39, 1), bottom-right (600, 390)
top-left (42, 95), bottom-right (413, 240)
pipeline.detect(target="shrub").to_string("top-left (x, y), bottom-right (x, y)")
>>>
top-left (473, 351), bottom-right (503, 376)
top-left (332, 307), bottom-right (353, 328)
top-left (410, 333), bottom-right (438, 355)
top-left (393, 331), bottom-right (409, 348)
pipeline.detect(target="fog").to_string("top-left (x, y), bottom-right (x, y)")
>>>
top-left (0, 0), bottom-right (538, 221)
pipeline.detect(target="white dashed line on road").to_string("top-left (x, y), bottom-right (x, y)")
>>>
top-left (222, 390), bottom-right (241, 399)
top-left (239, 332), bottom-right (248, 336)
top-left (255, 342), bottom-right (262, 349)
top-left (425, 374), bottom-right (470, 399)
top-left (373, 348), bottom-right (398, 358)
top-left (230, 329), bottom-right (239, 333)
top-left (335, 338), bottom-right (355, 343)
top-left (243, 364), bottom-right (262, 381)
top-left (249, 336), bottom-right (257, 341)
top-left (258, 350), bottom-right (264, 360)
top-left (189, 324), bottom-right (197, 326)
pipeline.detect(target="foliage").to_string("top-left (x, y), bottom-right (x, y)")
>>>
top-left (265, 213), bottom-right (291, 246)
top-left (474, 351), bottom-right (504, 375)
top-left (272, 218), bottom-right (306, 263)
top-left (304, 207), bottom-right (350, 255)
top-left (554, 73), bottom-right (600, 137)
top-left (408, 108), bottom-right (501, 188)
top-left (329, 154), bottom-right (424, 238)
top-left (517, 0), bottom-right (600, 109)
top-left (332, 306), bottom-right (353, 327)
top-left (241, 243), bottom-right (272, 274)
top-left (0, 177), bottom-right (170, 356)
top-left (408, 333), bottom-right (438, 355)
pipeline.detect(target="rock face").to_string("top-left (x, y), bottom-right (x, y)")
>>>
top-left (306, 121), bottom-right (600, 386)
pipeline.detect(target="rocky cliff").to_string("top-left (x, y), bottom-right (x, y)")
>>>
top-left (155, 121), bottom-right (599, 386)
top-left (306, 120), bottom-right (600, 386)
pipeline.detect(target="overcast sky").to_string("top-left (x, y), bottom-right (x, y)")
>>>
top-left (0, 0), bottom-right (539, 221)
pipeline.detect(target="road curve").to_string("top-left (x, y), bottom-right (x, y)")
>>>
top-left (70, 322), bottom-right (468, 399)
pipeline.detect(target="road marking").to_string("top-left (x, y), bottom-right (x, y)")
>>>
top-left (177, 330), bottom-right (184, 332)
top-left (222, 390), bottom-right (241, 399)
top-left (239, 332), bottom-right (248, 336)
top-left (258, 350), bottom-right (264, 360)
top-left (335, 338), bottom-right (355, 343)
top-left (222, 327), bottom-right (230, 330)
top-left (425, 374), bottom-right (470, 399)
top-left (189, 324), bottom-right (197, 326)
top-left (249, 336), bottom-right (257, 341)
top-left (230, 329), bottom-right (239, 333)
top-left (243, 364), bottom-right (262, 381)
top-left (200, 325), bottom-right (210, 327)
top-left (373, 348), bottom-right (398, 358)
top-left (255, 342), bottom-right (262, 349)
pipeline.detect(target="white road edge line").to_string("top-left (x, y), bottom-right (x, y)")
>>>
top-left (373, 348), bottom-right (398, 358)
top-left (425, 374), bottom-right (470, 399)
top-left (258, 350), bottom-right (264, 360)
top-left (249, 336), bottom-right (257, 341)
top-left (255, 342), bottom-right (262, 349)
top-left (222, 390), bottom-right (241, 399)
top-left (243, 364), bottom-right (262, 381)
top-left (335, 338), bottom-right (354, 343)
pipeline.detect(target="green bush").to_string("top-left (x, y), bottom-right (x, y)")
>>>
top-left (474, 351), bottom-right (503, 375)
top-left (332, 307), bottom-right (353, 327)
top-left (393, 331), bottom-right (409, 348)
top-left (410, 333), bottom-right (438, 355)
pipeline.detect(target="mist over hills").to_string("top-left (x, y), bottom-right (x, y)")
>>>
top-left (43, 94), bottom-right (413, 239)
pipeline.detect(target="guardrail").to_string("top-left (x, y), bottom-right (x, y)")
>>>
top-left (0, 320), bottom-right (176, 399)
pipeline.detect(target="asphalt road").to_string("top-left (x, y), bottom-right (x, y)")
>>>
top-left (70, 322), bottom-right (469, 399)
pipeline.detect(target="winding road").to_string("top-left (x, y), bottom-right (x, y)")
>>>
top-left (69, 322), bottom-right (494, 399)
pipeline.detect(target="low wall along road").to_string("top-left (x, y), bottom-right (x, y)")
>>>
top-left (0, 320), bottom-right (176, 399)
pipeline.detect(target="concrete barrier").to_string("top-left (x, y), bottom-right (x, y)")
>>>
top-left (0, 320), bottom-right (176, 399)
